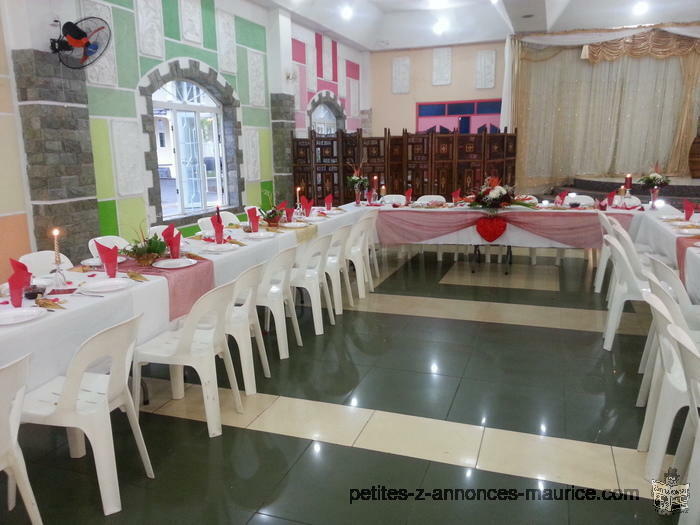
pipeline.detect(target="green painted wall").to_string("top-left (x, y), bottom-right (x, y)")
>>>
top-left (84, 1), bottom-right (272, 238)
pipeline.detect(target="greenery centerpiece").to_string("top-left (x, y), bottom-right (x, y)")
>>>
top-left (262, 208), bottom-right (284, 227)
top-left (121, 229), bottom-right (167, 266)
top-left (638, 163), bottom-right (670, 190)
top-left (347, 155), bottom-right (369, 205)
top-left (469, 177), bottom-right (536, 212)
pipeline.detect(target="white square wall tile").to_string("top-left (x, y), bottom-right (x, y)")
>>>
top-left (354, 411), bottom-right (483, 467)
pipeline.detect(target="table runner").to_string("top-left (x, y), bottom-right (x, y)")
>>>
top-left (119, 258), bottom-right (214, 320)
top-left (377, 209), bottom-right (636, 248)
top-left (676, 236), bottom-right (700, 283)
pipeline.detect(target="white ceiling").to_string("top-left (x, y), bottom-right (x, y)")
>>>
top-left (251, 0), bottom-right (700, 50)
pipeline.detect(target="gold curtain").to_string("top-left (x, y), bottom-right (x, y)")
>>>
top-left (586, 29), bottom-right (700, 63)
top-left (667, 53), bottom-right (700, 175)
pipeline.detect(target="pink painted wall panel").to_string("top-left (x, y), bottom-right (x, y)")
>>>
top-left (295, 111), bottom-right (306, 129)
top-left (346, 117), bottom-right (362, 132)
top-left (346, 60), bottom-right (360, 80)
top-left (316, 79), bottom-right (338, 97)
top-left (292, 39), bottom-right (306, 64)
top-left (315, 33), bottom-right (323, 79)
top-left (297, 64), bottom-right (307, 107)
top-left (417, 116), bottom-right (460, 132)
top-left (332, 40), bottom-right (338, 82)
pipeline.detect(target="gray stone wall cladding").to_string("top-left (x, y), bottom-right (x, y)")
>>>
top-left (138, 59), bottom-right (244, 227)
top-left (12, 49), bottom-right (99, 262)
top-left (307, 91), bottom-right (346, 131)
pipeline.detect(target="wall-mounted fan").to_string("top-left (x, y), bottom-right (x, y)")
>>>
top-left (49, 18), bottom-right (112, 69)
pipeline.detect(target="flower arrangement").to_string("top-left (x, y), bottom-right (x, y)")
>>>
top-left (347, 154), bottom-right (369, 191)
top-left (121, 229), bottom-right (167, 266)
top-left (262, 208), bottom-right (284, 226)
top-left (638, 163), bottom-right (670, 190)
top-left (469, 177), bottom-right (535, 210)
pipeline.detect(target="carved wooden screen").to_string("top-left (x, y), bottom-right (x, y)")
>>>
top-left (292, 129), bottom-right (517, 204)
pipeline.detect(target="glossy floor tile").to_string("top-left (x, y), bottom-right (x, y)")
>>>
top-left (353, 410), bottom-right (483, 467)
top-left (477, 428), bottom-right (619, 492)
top-left (247, 396), bottom-right (374, 446)
top-left (440, 261), bottom-right (561, 291)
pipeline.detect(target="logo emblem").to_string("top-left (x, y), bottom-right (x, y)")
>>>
top-left (651, 467), bottom-right (689, 515)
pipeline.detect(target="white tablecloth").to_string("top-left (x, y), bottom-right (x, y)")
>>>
top-left (0, 206), bottom-right (368, 389)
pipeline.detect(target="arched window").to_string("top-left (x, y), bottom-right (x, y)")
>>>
top-left (152, 80), bottom-right (226, 218)
top-left (311, 103), bottom-right (338, 135)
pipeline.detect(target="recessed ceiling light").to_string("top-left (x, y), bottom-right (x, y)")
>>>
top-left (633, 1), bottom-right (649, 15)
top-left (490, 0), bottom-right (498, 4)
top-left (432, 16), bottom-right (449, 35)
top-left (340, 5), bottom-right (354, 20)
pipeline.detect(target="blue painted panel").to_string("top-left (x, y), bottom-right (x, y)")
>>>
top-left (418, 104), bottom-right (446, 117)
top-left (447, 102), bottom-right (474, 115)
top-left (477, 100), bottom-right (502, 114)
top-left (459, 116), bottom-right (471, 133)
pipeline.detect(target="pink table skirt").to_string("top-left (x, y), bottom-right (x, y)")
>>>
top-left (120, 258), bottom-right (215, 320)
top-left (677, 236), bottom-right (700, 283)
top-left (377, 209), bottom-right (636, 248)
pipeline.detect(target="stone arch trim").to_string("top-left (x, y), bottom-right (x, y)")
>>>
top-left (137, 58), bottom-right (244, 227)
top-left (306, 90), bottom-right (346, 132)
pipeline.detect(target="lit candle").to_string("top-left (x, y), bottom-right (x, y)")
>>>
top-left (624, 174), bottom-right (632, 189)
top-left (52, 228), bottom-right (60, 265)
top-left (296, 186), bottom-right (301, 205)
top-left (380, 185), bottom-right (387, 197)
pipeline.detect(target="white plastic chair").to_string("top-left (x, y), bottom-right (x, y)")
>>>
top-left (148, 225), bottom-right (169, 239)
top-left (21, 316), bottom-right (153, 516)
top-left (610, 221), bottom-right (651, 280)
top-left (344, 216), bottom-right (373, 300)
top-left (380, 194), bottom-right (405, 206)
top-left (563, 194), bottom-right (595, 207)
top-left (19, 251), bottom-right (72, 276)
top-left (88, 236), bottom-right (130, 258)
top-left (363, 209), bottom-right (381, 278)
top-left (132, 283), bottom-right (242, 438)
top-left (291, 235), bottom-right (335, 336)
top-left (225, 264), bottom-right (270, 395)
top-left (667, 324), bottom-right (700, 525)
top-left (416, 195), bottom-right (446, 204)
top-left (1, 355), bottom-right (42, 525)
top-left (325, 225), bottom-right (354, 315)
top-left (257, 247), bottom-right (303, 360)
top-left (197, 211), bottom-right (239, 233)
top-left (593, 211), bottom-right (615, 294)
top-left (648, 255), bottom-right (700, 331)
top-left (603, 235), bottom-right (649, 351)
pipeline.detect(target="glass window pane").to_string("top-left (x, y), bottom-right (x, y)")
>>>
top-left (176, 111), bottom-right (204, 211)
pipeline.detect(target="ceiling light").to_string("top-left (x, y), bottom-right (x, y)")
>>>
top-left (429, 0), bottom-right (450, 8)
top-left (432, 17), bottom-right (449, 35)
top-left (340, 5), bottom-right (354, 20)
top-left (633, 1), bottom-right (649, 15)
top-left (490, 0), bottom-right (498, 4)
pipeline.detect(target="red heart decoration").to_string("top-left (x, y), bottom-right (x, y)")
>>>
top-left (476, 216), bottom-right (507, 242)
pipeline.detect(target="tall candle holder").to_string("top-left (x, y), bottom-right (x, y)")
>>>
top-left (51, 228), bottom-right (67, 288)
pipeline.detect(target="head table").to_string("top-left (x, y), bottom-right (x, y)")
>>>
top-left (2, 201), bottom-right (698, 391)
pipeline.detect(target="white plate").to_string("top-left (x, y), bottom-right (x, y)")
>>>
top-left (281, 222), bottom-right (308, 229)
top-left (670, 221), bottom-right (692, 227)
top-left (303, 216), bottom-right (327, 223)
top-left (80, 256), bottom-right (127, 266)
top-left (202, 244), bottom-right (239, 253)
top-left (676, 229), bottom-right (700, 236)
top-left (660, 215), bottom-right (682, 220)
top-left (0, 308), bottom-right (47, 326)
top-left (81, 278), bottom-right (132, 293)
top-left (246, 232), bottom-right (276, 240)
top-left (152, 258), bottom-right (197, 269)
top-left (324, 210), bottom-right (344, 216)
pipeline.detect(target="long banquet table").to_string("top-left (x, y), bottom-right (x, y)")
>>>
top-left (3, 201), bottom-right (699, 390)
top-left (0, 205), bottom-right (367, 389)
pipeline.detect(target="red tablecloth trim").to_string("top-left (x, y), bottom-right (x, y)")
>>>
top-left (676, 237), bottom-right (700, 283)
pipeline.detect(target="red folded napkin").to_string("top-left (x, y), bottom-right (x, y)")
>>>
top-left (210, 214), bottom-right (224, 244)
top-left (607, 190), bottom-right (616, 206)
top-left (7, 259), bottom-right (31, 308)
top-left (285, 207), bottom-right (295, 222)
top-left (276, 200), bottom-right (287, 211)
top-left (684, 199), bottom-right (695, 221)
top-left (325, 194), bottom-right (333, 210)
top-left (554, 190), bottom-right (568, 206)
top-left (247, 207), bottom-right (259, 233)
top-left (405, 189), bottom-right (413, 205)
top-left (300, 196), bottom-right (314, 217)
top-left (451, 188), bottom-right (461, 203)
top-left (95, 241), bottom-right (119, 278)
top-left (162, 224), bottom-right (181, 259)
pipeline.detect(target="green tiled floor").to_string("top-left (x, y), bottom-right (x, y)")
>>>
top-left (1, 413), bottom-right (675, 524)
